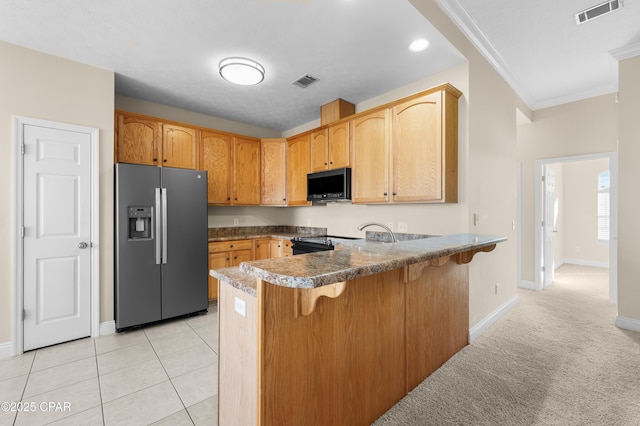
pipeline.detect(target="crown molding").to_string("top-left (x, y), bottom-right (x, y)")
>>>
top-left (439, 0), bottom-right (537, 108)
top-left (610, 41), bottom-right (640, 61)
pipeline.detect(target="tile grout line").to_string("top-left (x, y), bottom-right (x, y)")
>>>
top-left (144, 321), bottom-right (193, 425)
top-left (94, 337), bottom-right (106, 426)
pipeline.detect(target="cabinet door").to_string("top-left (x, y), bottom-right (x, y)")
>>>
top-left (269, 239), bottom-right (284, 258)
top-left (310, 128), bottom-right (329, 172)
top-left (162, 124), bottom-right (199, 169)
top-left (254, 239), bottom-right (271, 260)
top-left (351, 109), bottom-right (390, 204)
top-left (234, 137), bottom-right (261, 205)
top-left (201, 131), bottom-right (233, 205)
top-left (281, 239), bottom-right (293, 257)
top-left (261, 139), bottom-right (287, 205)
top-left (328, 121), bottom-right (350, 169)
top-left (230, 249), bottom-right (252, 266)
top-left (208, 252), bottom-right (230, 301)
top-left (392, 92), bottom-right (442, 202)
top-left (116, 113), bottom-right (162, 166)
top-left (286, 135), bottom-right (311, 206)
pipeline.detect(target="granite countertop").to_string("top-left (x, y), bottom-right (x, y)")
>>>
top-left (210, 233), bottom-right (506, 297)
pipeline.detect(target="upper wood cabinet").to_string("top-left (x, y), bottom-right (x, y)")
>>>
top-left (286, 134), bottom-right (311, 206)
top-left (328, 121), bottom-right (350, 170)
top-left (233, 137), bottom-right (261, 205)
top-left (201, 132), bottom-right (261, 206)
top-left (351, 85), bottom-right (460, 204)
top-left (115, 112), bottom-right (198, 169)
top-left (261, 139), bottom-right (287, 206)
top-left (310, 129), bottom-right (329, 172)
top-left (201, 131), bottom-right (233, 205)
top-left (116, 113), bottom-right (162, 166)
top-left (391, 87), bottom-right (459, 203)
top-left (162, 124), bottom-right (199, 169)
top-left (310, 122), bottom-right (350, 172)
top-left (351, 109), bottom-right (391, 204)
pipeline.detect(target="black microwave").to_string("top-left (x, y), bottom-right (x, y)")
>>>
top-left (307, 167), bottom-right (352, 202)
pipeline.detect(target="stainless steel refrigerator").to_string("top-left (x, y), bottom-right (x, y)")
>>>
top-left (115, 163), bottom-right (208, 331)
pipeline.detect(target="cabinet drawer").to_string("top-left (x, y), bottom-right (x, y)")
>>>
top-left (209, 239), bottom-right (253, 253)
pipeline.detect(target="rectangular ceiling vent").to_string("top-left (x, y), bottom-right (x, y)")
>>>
top-left (575, 0), bottom-right (622, 25)
top-left (292, 74), bottom-right (319, 88)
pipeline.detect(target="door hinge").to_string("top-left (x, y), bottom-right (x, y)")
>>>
top-left (542, 266), bottom-right (545, 272)
top-left (22, 309), bottom-right (26, 320)
top-left (20, 226), bottom-right (25, 238)
top-left (541, 175), bottom-right (545, 182)
top-left (20, 144), bottom-right (25, 155)
top-left (541, 220), bottom-right (545, 227)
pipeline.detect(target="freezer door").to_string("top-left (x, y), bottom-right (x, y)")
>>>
top-left (115, 163), bottom-right (162, 329)
top-left (160, 167), bottom-right (209, 319)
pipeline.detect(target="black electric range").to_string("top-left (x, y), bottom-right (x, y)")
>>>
top-left (290, 235), bottom-right (359, 255)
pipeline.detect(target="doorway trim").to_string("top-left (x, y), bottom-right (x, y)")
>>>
top-left (13, 116), bottom-right (100, 356)
top-left (534, 152), bottom-right (618, 302)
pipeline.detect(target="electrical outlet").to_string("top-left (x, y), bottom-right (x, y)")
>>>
top-left (233, 218), bottom-right (239, 226)
top-left (234, 297), bottom-right (246, 317)
top-left (398, 222), bottom-right (408, 232)
top-left (387, 222), bottom-right (394, 231)
top-left (495, 283), bottom-right (499, 295)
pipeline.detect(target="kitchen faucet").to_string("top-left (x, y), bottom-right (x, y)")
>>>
top-left (357, 222), bottom-right (398, 243)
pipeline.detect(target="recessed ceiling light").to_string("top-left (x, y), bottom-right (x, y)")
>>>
top-left (408, 38), bottom-right (430, 53)
top-left (219, 57), bottom-right (265, 85)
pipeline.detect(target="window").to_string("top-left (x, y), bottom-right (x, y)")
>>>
top-left (597, 171), bottom-right (610, 242)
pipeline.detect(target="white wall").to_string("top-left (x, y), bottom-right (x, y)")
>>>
top-left (0, 41), bottom-right (114, 347)
top-left (617, 55), bottom-right (640, 325)
top-left (562, 158), bottom-right (610, 266)
top-left (517, 94), bottom-right (618, 282)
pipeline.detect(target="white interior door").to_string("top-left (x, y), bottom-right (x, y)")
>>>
top-left (22, 122), bottom-right (92, 351)
top-left (542, 166), bottom-right (556, 288)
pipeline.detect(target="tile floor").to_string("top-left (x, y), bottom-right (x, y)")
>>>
top-left (0, 303), bottom-right (219, 426)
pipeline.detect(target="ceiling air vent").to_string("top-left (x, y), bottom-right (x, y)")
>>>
top-left (575, 0), bottom-right (622, 25)
top-left (292, 74), bottom-right (319, 88)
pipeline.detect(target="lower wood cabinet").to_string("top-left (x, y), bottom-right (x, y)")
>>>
top-left (269, 238), bottom-right (292, 258)
top-left (208, 240), bottom-right (254, 300)
top-left (209, 237), bottom-right (293, 300)
top-left (254, 238), bottom-right (272, 260)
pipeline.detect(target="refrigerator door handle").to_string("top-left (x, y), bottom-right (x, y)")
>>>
top-left (155, 188), bottom-right (162, 265)
top-left (161, 188), bottom-right (168, 265)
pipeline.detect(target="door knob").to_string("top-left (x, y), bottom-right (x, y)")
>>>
top-left (78, 242), bottom-right (89, 249)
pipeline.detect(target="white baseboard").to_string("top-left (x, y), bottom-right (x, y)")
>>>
top-left (100, 320), bottom-right (116, 336)
top-left (0, 341), bottom-right (13, 360)
top-left (469, 294), bottom-right (518, 343)
top-left (518, 279), bottom-right (538, 290)
top-left (615, 316), bottom-right (640, 332)
top-left (561, 258), bottom-right (609, 269)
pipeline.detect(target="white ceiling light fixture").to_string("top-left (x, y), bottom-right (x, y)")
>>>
top-left (408, 38), bottom-right (430, 52)
top-left (219, 57), bottom-right (265, 85)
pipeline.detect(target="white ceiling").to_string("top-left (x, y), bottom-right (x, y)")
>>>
top-left (1, 0), bottom-right (639, 131)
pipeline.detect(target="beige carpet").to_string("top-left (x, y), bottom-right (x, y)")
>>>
top-left (374, 264), bottom-right (640, 425)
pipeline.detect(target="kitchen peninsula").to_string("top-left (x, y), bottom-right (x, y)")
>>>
top-left (210, 233), bottom-right (506, 426)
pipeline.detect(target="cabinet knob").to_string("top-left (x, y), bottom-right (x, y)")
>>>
top-left (392, 192), bottom-right (397, 196)
top-left (163, 159), bottom-right (167, 163)
top-left (324, 162), bottom-right (328, 165)
top-left (153, 158), bottom-right (158, 162)
top-left (329, 161), bottom-right (333, 165)
top-left (230, 245), bottom-right (234, 248)
top-left (383, 192), bottom-right (388, 196)
top-left (227, 197), bottom-right (231, 201)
